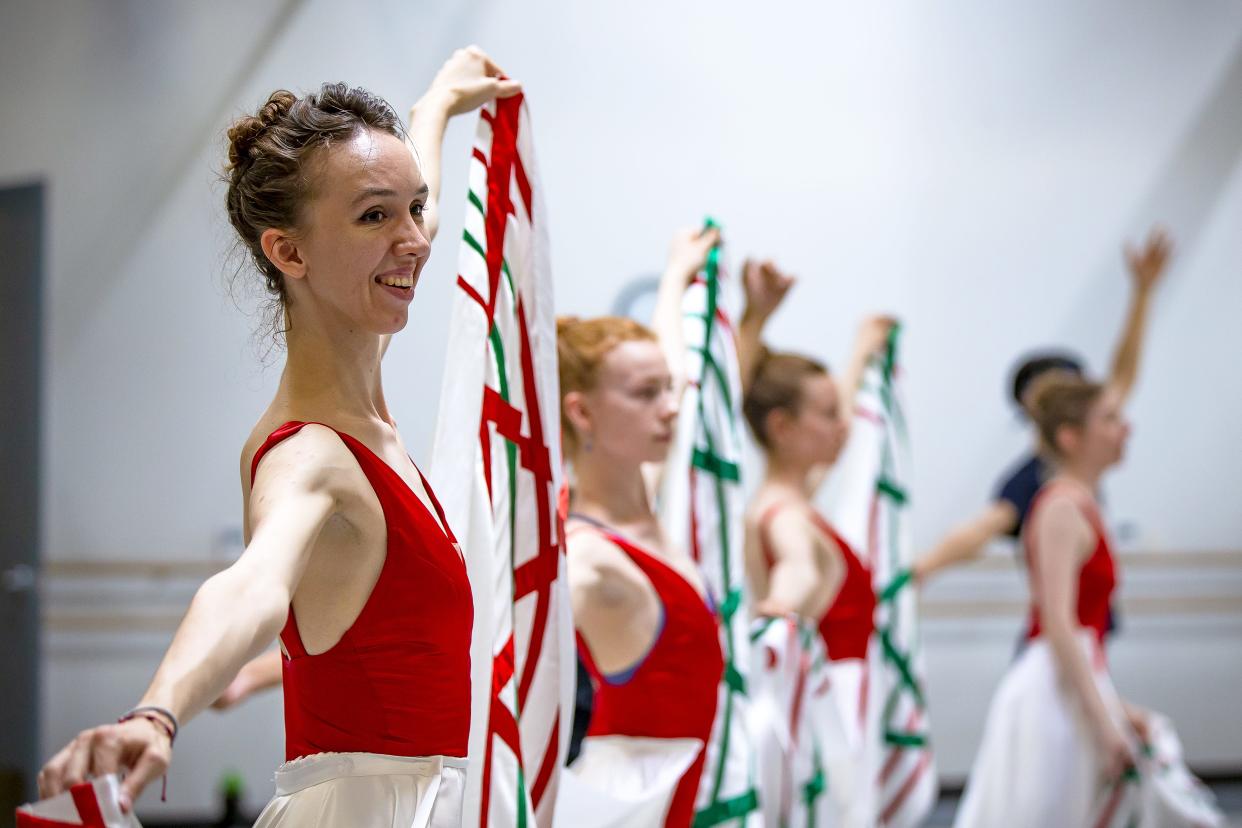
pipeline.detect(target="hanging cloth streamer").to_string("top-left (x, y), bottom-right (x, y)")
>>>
top-left (823, 325), bottom-right (938, 828)
top-left (658, 218), bottom-right (762, 827)
top-left (430, 93), bottom-right (574, 828)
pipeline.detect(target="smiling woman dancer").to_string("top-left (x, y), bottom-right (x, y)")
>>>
top-left (36, 47), bottom-right (519, 826)
top-left (556, 227), bottom-right (725, 827)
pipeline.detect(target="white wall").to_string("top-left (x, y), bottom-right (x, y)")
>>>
top-left (3, 0), bottom-right (1239, 815)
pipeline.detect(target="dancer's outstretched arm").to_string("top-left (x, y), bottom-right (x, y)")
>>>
top-left (1109, 226), bottom-right (1172, 403)
top-left (37, 427), bottom-right (357, 810)
top-left (912, 502), bottom-right (1018, 582)
top-left (211, 648), bottom-right (283, 710)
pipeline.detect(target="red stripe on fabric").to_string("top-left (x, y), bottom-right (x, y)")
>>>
top-left (855, 406), bottom-right (884, 425)
top-left (482, 386), bottom-right (524, 444)
top-left (513, 154), bottom-right (534, 218)
top-left (514, 301), bottom-right (559, 712)
top-left (1092, 779), bottom-right (1127, 828)
top-left (480, 636), bottom-right (516, 828)
top-left (513, 552), bottom-right (557, 599)
top-left (16, 815), bottom-right (91, 828)
top-left (879, 708), bottom-right (923, 784)
top-left (68, 785), bottom-right (106, 827)
top-left (482, 96), bottom-right (523, 325)
top-left (457, 275), bottom-right (487, 310)
top-left (688, 468), bottom-right (702, 563)
top-left (479, 416), bottom-right (493, 500)
top-left (879, 752), bottom-right (931, 825)
top-left (529, 717), bottom-right (560, 807)
top-left (472, 147), bottom-right (489, 168)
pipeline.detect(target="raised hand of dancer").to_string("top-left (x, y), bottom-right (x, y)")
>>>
top-left (1110, 225), bottom-right (1173, 402)
top-left (855, 314), bottom-right (898, 360)
top-left (741, 259), bottom-right (795, 323)
top-left (1124, 226), bottom-right (1173, 293)
top-left (737, 259), bottom-right (794, 395)
top-left (665, 225), bottom-right (722, 284)
top-left (409, 46), bottom-right (520, 242)
top-left (654, 225), bottom-right (723, 390)
top-left (417, 44), bottom-right (523, 116)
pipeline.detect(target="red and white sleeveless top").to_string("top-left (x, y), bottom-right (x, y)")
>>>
top-left (759, 502), bottom-right (876, 661)
top-left (250, 421), bottom-right (473, 761)
top-left (570, 517), bottom-right (724, 828)
top-left (1023, 482), bottom-right (1117, 644)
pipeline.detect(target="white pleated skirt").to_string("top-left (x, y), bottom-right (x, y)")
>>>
top-left (748, 616), bottom-right (839, 828)
top-left (554, 734), bottom-right (703, 827)
top-left (954, 633), bottom-right (1225, 828)
top-left (252, 752), bottom-right (466, 828)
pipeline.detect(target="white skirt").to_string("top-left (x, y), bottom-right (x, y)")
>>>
top-left (253, 752), bottom-right (467, 828)
top-left (748, 616), bottom-right (839, 828)
top-left (554, 735), bottom-right (704, 827)
top-left (954, 633), bottom-right (1225, 828)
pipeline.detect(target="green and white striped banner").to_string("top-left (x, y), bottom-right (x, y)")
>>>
top-left (826, 326), bottom-right (937, 828)
top-left (431, 95), bottom-right (574, 828)
top-left (659, 224), bottom-right (761, 827)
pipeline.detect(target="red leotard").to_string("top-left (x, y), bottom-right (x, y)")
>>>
top-left (571, 518), bottom-right (724, 828)
top-left (250, 421), bottom-right (473, 761)
top-left (759, 502), bottom-right (876, 661)
top-left (1023, 482), bottom-right (1117, 644)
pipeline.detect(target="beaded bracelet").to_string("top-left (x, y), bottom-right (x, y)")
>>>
top-left (117, 706), bottom-right (178, 802)
top-left (118, 705), bottom-right (179, 744)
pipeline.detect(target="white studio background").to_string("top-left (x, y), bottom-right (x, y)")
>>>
top-left (2, 0), bottom-right (1238, 815)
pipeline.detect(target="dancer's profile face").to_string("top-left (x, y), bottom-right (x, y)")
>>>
top-left (1076, 386), bottom-right (1130, 469)
top-left (582, 340), bottom-right (678, 464)
top-left (290, 129), bottom-right (431, 335)
top-left (783, 373), bottom-right (846, 465)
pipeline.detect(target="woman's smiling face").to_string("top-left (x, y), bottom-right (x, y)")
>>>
top-left (288, 128), bottom-right (432, 335)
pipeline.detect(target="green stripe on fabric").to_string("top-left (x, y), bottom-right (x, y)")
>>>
top-left (463, 229), bottom-right (486, 262)
top-left (802, 769), bottom-right (826, 805)
top-left (693, 788), bottom-right (760, 826)
top-left (516, 765), bottom-right (528, 828)
top-left (884, 730), bottom-right (928, 747)
top-left (719, 588), bottom-right (742, 622)
top-left (879, 627), bottom-right (925, 707)
top-left (879, 568), bottom-right (913, 604)
top-left (468, 189), bottom-right (486, 219)
top-left (692, 447), bottom-right (740, 482)
top-left (877, 476), bottom-right (907, 504)
top-left (723, 662), bottom-right (748, 695)
top-left (691, 346), bottom-right (735, 421)
top-left (502, 258), bottom-right (516, 299)
top-left (749, 616), bottom-right (776, 643)
top-left (487, 324), bottom-right (519, 563)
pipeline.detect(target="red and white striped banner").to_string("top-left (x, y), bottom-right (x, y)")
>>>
top-left (431, 94), bottom-right (573, 828)
top-left (16, 775), bottom-right (140, 827)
